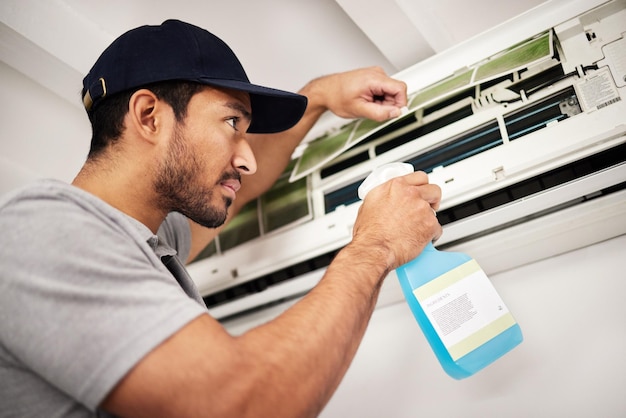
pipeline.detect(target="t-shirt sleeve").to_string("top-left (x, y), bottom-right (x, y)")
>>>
top-left (0, 193), bottom-right (207, 411)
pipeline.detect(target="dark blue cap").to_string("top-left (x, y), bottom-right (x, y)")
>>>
top-left (82, 19), bottom-right (307, 133)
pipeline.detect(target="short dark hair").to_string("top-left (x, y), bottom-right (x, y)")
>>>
top-left (86, 81), bottom-right (205, 158)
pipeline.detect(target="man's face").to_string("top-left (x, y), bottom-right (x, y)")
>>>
top-left (153, 86), bottom-right (255, 228)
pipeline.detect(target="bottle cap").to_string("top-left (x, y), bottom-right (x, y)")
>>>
top-left (357, 162), bottom-right (414, 200)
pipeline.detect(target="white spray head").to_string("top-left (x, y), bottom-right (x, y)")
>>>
top-left (357, 162), bottom-right (414, 200)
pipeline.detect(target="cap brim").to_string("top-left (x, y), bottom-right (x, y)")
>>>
top-left (198, 78), bottom-right (308, 134)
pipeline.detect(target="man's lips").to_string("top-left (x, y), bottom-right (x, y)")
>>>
top-left (221, 178), bottom-right (241, 198)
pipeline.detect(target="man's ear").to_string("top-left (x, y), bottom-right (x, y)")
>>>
top-left (127, 89), bottom-right (166, 145)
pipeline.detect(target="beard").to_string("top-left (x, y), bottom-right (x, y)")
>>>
top-left (153, 127), bottom-right (239, 229)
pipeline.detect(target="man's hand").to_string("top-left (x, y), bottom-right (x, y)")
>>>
top-left (304, 66), bottom-right (408, 122)
top-left (351, 171), bottom-right (442, 271)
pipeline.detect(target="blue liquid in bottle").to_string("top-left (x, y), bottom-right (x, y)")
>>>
top-left (396, 243), bottom-right (523, 379)
top-left (358, 162), bottom-right (523, 379)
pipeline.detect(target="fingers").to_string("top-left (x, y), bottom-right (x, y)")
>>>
top-left (400, 170), bottom-right (429, 186)
top-left (418, 182), bottom-right (442, 211)
top-left (432, 211), bottom-right (444, 243)
top-left (322, 67), bottom-right (408, 121)
top-left (359, 69), bottom-right (408, 121)
top-left (367, 70), bottom-right (408, 108)
top-left (354, 173), bottom-right (443, 269)
top-left (392, 171), bottom-right (442, 209)
top-left (385, 174), bottom-right (443, 243)
top-left (366, 171), bottom-right (441, 208)
top-left (356, 102), bottom-right (404, 122)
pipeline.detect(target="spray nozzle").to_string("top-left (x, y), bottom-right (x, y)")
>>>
top-left (357, 162), bottom-right (414, 200)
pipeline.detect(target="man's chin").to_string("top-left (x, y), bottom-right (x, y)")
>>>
top-left (187, 208), bottom-right (228, 229)
top-left (196, 217), bottom-right (226, 229)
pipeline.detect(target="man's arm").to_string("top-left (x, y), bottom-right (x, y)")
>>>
top-left (102, 171), bottom-right (441, 418)
top-left (187, 67), bottom-right (407, 262)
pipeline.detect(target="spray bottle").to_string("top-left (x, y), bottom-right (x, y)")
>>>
top-left (358, 162), bottom-right (523, 379)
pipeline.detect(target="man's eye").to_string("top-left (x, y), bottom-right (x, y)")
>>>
top-left (226, 117), bottom-right (239, 130)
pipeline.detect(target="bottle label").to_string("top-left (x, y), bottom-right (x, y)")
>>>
top-left (413, 259), bottom-right (516, 360)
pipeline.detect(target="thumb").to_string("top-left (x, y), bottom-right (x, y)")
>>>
top-left (358, 101), bottom-right (403, 122)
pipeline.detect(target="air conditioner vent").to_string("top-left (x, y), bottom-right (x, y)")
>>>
top-left (512, 64), bottom-right (565, 95)
top-left (375, 105), bottom-right (474, 155)
top-left (436, 142), bottom-right (626, 225)
top-left (204, 142), bottom-right (625, 313)
top-left (203, 249), bottom-right (339, 309)
top-left (505, 87), bottom-right (580, 141)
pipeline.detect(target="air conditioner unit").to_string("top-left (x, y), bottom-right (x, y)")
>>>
top-left (187, 0), bottom-right (626, 326)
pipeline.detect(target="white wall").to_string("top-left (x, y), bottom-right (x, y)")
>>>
top-left (0, 60), bottom-right (89, 196)
top-left (319, 235), bottom-right (626, 418)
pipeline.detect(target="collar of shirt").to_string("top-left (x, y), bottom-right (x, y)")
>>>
top-left (121, 214), bottom-right (177, 259)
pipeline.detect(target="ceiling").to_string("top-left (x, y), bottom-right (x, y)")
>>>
top-left (0, 0), bottom-right (547, 189)
top-left (1, 0), bottom-right (548, 106)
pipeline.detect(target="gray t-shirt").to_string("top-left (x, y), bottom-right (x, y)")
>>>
top-left (0, 179), bottom-right (208, 417)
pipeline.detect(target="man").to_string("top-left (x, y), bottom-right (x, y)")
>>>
top-left (0, 20), bottom-right (441, 417)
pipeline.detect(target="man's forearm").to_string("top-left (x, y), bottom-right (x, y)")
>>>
top-left (236, 240), bottom-right (391, 417)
